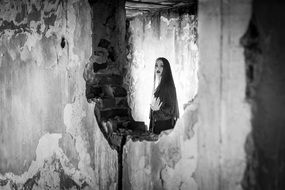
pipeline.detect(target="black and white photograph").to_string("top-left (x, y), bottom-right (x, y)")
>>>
top-left (0, 0), bottom-right (285, 190)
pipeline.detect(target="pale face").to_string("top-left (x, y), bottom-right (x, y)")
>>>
top-left (155, 59), bottom-right (164, 77)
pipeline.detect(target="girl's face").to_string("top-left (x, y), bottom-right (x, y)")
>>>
top-left (155, 59), bottom-right (164, 77)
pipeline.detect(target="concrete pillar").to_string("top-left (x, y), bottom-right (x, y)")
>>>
top-left (196, 0), bottom-right (252, 189)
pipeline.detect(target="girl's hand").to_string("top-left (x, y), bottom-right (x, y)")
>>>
top-left (150, 97), bottom-right (162, 111)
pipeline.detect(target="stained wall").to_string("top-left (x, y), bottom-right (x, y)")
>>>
top-left (196, 0), bottom-right (252, 190)
top-left (0, 0), bottom-right (117, 189)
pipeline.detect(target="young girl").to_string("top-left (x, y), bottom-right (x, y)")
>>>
top-left (149, 57), bottom-right (179, 134)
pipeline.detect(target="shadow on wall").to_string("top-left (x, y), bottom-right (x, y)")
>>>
top-left (240, 14), bottom-right (262, 190)
top-left (241, 6), bottom-right (285, 189)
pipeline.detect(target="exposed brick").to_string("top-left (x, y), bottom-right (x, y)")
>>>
top-left (130, 121), bottom-right (146, 131)
top-left (115, 97), bottom-right (129, 107)
top-left (87, 74), bottom-right (123, 85)
top-left (108, 133), bottom-right (124, 148)
top-left (100, 108), bottom-right (130, 121)
top-left (96, 97), bottom-right (129, 109)
top-left (98, 39), bottom-right (111, 49)
top-left (85, 85), bottom-right (103, 100)
top-left (112, 85), bottom-right (128, 97)
top-left (83, 62), bottom-right (96, 84)
top-left (101, 85), bottom-right (115, 98)
top-left (98, 74), bottom-right (123, 85)
top-left (96, 98), bottom-right (117, 109)
top-left (93, 62), bottom-right (108, 72)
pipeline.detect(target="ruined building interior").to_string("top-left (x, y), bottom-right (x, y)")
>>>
top-left (0, 0), bottom-right (285, 190)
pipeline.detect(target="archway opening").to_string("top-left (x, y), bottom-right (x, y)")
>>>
top-left (125, 1), bottom-right (198, 135)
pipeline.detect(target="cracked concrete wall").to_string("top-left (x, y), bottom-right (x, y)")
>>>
top-left (0, 0), bottom-right (117, 189)
top-left (195, 0), bottom-right (251, 190)
top-left (123, 8), bottom-right (199, 190)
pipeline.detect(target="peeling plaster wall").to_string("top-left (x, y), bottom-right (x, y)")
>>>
top-left (123, 8), bottom-right (199, 190)
top-left (196, 0), bottom-right (252, 190)
top-left (123, 104), bottom-right (198, 190)
top-left (0, 0), bottom-right (117, 189)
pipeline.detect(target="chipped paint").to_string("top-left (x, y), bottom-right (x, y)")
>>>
top-left (0, 133), bottom-right (95, 189)
top-left (160, 16), bottom-right (179, 26)
top-left (123, 102), bottom-right (199, 190)
top-left (0, 0), bottom-right (113, 189)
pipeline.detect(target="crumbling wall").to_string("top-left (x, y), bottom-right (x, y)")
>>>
top-left (123, 7), bottom-right (199, 190)
top-left (84, 0), bottom-right (128, 150)
top-left (0, 0), bottom-right (117, 189)
top-left (123, 104), bottom-right (198, 190)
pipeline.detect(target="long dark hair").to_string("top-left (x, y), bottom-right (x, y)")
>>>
top-left (153, 57), bottom-right (179, 118)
